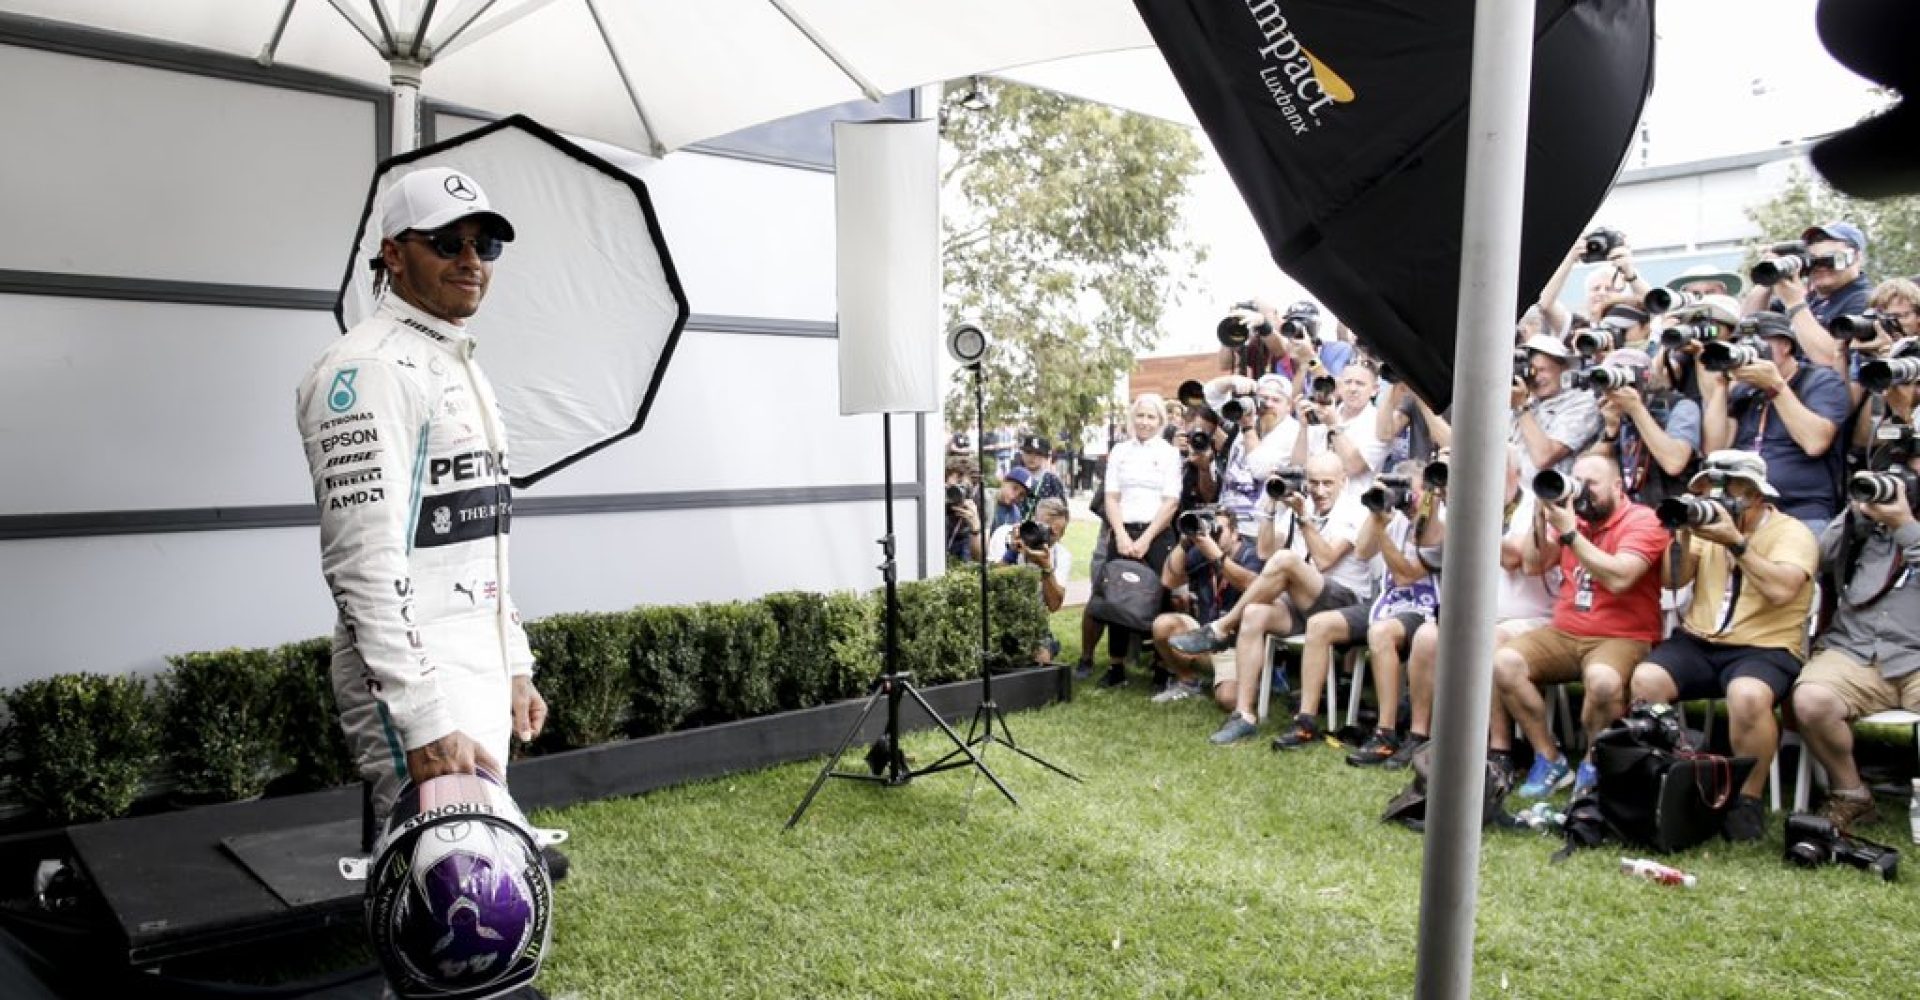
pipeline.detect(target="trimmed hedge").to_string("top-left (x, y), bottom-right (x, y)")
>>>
top-left (0, 566), bottom-right (1060, 823)
top-left (1, 673), bottom-right (158, 825)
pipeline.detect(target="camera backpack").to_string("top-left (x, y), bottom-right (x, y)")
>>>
top-left (1559, 705), bottom-right (1756, 856)
top-left (1086, 558), bottom-right (1164, 633)
top-left (1380, 742), bottom-right (1513, 833)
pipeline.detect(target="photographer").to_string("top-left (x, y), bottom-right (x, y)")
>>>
top-left (987, 498), bottom-right (1073, 616)
top-left (1203, 373), bottom-right (1299, 534)
top-left (1289, 461), bottom-right (1447, 764)
top-left (1700, 311), bottom-right (1850, 530)
top-left (1744, 222), bottom-right (1872, 368)
top-left (1376, 373), bottom-right (1452, 469)
top-left (1588, 348), bottom-right (1701, 508)
top-left (1077, 394), bottom-right (1183, 687)
top-left (1166, 454), bottom-right (1372, 744)
top-left (1511, 334), bottom-right (1601, 484)
top-left (1150, 507), bottom-right (1265, 709)
top-left (1178, 406), bottom-right (1224, 510)
top-left (944, 456), bottom-right (983, 563)
top-left (1626, 451), bottom-right (1818, 841)
top-left (989, 466), bottom-right (1035, 538)
top-left (1291, 358), bottom-right (1390, 500)
top-left (1791, 468), bottom-right (1920, 834)
top-left (1493, 453), bottom-right (1668, 800)
top-left (1836, 278), bottom-right (1920, 411)
top-left (1648, 293), bottom-right (1740, 402)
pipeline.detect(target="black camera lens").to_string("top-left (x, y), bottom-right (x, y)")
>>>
top-left (1422, 461), bottom-right (1448, 491)
top-left (945, 484), bottom-right (966, 506)
top-left (1580, 227), bottom-right (1623, 264)
top-left (1859, 357), bottom-right (1920, 392)
top-left (1265, 468), bottom-right (1305, 500)
top-left (1017, 519), bottom-right (1052, 550)
top-left (1221, 396), bottom-right (1254, 423)
top-left (1749, 246), bottom-right (1809, 286)
top-left (1532, 469), bottom-right (1577, 504)
top-left (1310, 375), bottom-right (1337, 404)
top-left (1187, 429), bottom-right (1213, 452)
top-left (1643, 287), bottom-right (1696, 316)
top-left (1700, 340), bottom-right (1759, 373)
top-left (1656, 495), bottom-right (1722, 529)
top-left (1176, 510), bottom-right (1206, 536)
top-left (1360, 475), bottom-right (1414, 515)
top-left (1571, 328), bottom-right (1613, 358)
top-left (1849, 471), bottom-right (1905, 505)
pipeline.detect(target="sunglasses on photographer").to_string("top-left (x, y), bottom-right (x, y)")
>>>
top-left (401, 230), bottom-right (506, 261)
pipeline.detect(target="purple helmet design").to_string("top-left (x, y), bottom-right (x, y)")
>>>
top-left (366, 771), bottom-right (553, 1000)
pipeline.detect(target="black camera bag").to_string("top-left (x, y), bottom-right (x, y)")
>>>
top-left (1590, 714), bottom-right (1755, 854)
top-left (1086, 558), bottom-right (1164, 633)
top-left (1380, 742), bottom-right (1513, 833)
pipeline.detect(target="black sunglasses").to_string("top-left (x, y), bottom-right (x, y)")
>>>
top-left (402, 230), bottom-right (505, 261)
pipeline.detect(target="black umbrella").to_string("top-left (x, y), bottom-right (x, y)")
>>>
top-left (1132, 0), bottom-right (1654, 410)
top-left (337, 116), bottom-right (689, 489)
top-left (1809, 0), bottom-right (1920, 199)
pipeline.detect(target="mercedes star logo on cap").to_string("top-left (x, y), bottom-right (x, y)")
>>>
top-left (443, 175), bottom-right (477, 201)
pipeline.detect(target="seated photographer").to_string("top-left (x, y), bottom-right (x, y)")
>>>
top-left (1700, 311), bottom-right (1850, 531)
top-left (1403, 447), bottom-right (1559, 771)
top-left (1017, 434), bottom-right (1068, 516)
top-left (1511, 334), bottom-right (1601, 484)
top-left (1289, 357), bottom-right (1390, 501)
top-left (1626, 451), bottom-right (1818, 842)
top-left (1492, 453), bottom-right (1668, 800)
top-left (1167, 453), bottom-right (1369, 744)
top-left (1150, 506), bottom-right (1265, 707)
top-left (1078, 394), bottom-right (1183, 686)
top-left (1588, 347), bottom-right (1701, 508)
top-left (944, 456), bottom-right (984, 563)
top-left (1333, 462), bottom-right (1449, 765)
top-left (987, 497), bottom-right (1073, 623)
top-left (1744, 222), bottom-right (1872, 368)
top-left (1790, 468), bottom-right (1920, 834)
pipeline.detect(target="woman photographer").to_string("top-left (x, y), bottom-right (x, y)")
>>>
top-left (1077, 393), bottom-right (1183, 688)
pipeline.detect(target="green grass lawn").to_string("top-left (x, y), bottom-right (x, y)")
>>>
top-left (1062, 516), bottom-right (1096, 584)
top-left (532, 641), bottom-right (1920, 998)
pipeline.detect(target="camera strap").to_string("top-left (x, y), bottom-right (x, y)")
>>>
top-left (1835, 510), bottom-right (1906, 610)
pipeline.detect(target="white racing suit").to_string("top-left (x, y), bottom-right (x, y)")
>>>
top-left (296, 296), bottom-right (534, 829)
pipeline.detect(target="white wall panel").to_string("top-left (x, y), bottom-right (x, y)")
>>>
top-left (0, 295), bottom-right (337, 515)
top-left (436, 112), bottom-right (837, 322)
top-left (0, 499), bottom-right (919, 687)
top-left (0, 44), bottom-right (373, 288)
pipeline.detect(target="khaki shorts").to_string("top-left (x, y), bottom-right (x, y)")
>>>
top-left (1796, 648), bottom-right (1920, 719)
top-left (1210, 650), bottom-right (1239, 689)
top-left (1500, 626), bottom-right (1648, 687)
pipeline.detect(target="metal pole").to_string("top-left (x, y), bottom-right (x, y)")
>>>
top-left (975, 365), bottom-right (993, 702)
top-left (390, 59), bottom-right (423, 153)
top-left (1413, 2), bottom-right (1535, 998)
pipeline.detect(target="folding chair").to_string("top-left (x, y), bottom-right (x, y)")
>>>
top-left (1792, 710), bottom-right (1920, 813)
top-left (1260, 634), bottom-right (1366, 730)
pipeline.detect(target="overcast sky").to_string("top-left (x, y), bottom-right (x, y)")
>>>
top-left (1004, 0), bottom-right (1883, 357)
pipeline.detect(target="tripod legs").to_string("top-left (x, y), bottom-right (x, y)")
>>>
top-left (927, 697), bottom-right (1082, 783)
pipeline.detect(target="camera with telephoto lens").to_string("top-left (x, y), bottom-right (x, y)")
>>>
top-left (1176, 378), bottom-right (1209, 409)
top-left (1177, 505), bottom-right (1221, 538)
top-left (1265, 466), bottom-right (1306, 500)
top-left (1700, 338), bottom-right (1761, 373)
top-left (1659, 319), bottom-right (1720, 350)
top-left (1186, 428), bottom-right (1213, 453)
top-left (1571, 326), bottom-right (1615, 359)
top-left (1570, 365), bottom-right (1643, 393)
top-left (1279, 302), bottom-right (1319, 340)
top-left (1220, 394), bottom-right (1257, 424)
top-left (1217, 304), bottom-right (1270, 348)
top-left (1532, 469), bottom-right (1578, 504)
top-left (1361, 474), bottom-right (1415, 515)
top-left (1783, 813), bottom-right (1899, 882)
top-left (1749, 241), bottom-right (1812, 286)
top-left (1422, 460), bottom-right (1448, 491)
top-left (1017, 519), bottom-right (1054, 550)
top-left (1858, 356), bottom-right (1920, 393)
top-left (1656, 495), bottom-right (1726, 530)
top-left (1580, 227), bottom-right (1625, 264)
top-left (1832, 312), bottom-right (1903, 342)
top-left (945, 483), bottom-right (967, 506)
top-left (1512, 349), bottom-right (1533, 383)
top-left (1302, 375), bottom-right (1337, 424)
top-left (1643, 287), bottom-right (1698, 316)
top-left (1848, 469), bottom-right (1920, 507)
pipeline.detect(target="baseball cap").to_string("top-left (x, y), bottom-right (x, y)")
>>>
top-left (1691, 449), bottom-right (1779, 499)
top-left (1667, 294), bottom-right (1741, 328)
top-left (1742, 311), bottom-right (1795, 340)
top-left (1003, 467), bottom-right (1034, 491)
top-left (1020, 434), bottom-right (1050, 455)
top-left (1255, 373), bottom-right (1292, 398)
top-left (1801, 221), bottom-right (1867, 253)
top-left (1665, 264), bottom-right (1745, 297)
top-left (1522, 333), bottom-right (1571, 360)
top-left (1600, 304), bottom-right (1650, 330)
top-left (1607, 347), bottom-right (1652, 371)
top-left (381, 167), bottom-right (516, 241)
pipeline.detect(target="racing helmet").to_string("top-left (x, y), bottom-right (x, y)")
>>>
top-left (364, 768), bottom-right (553, 1000)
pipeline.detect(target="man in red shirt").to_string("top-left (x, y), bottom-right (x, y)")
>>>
top-left (1491, 453), bottom-right (1669, 799)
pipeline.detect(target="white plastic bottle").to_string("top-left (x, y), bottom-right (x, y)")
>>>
top-left (1909, 778), bottom-right (1920, 846)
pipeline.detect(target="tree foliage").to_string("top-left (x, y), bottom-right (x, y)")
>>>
top-left (941, 79), bottom-right (1203, 445)
top-left (1745, 165), bottom-right (1920, 282)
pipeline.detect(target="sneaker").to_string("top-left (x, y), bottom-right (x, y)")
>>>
top-left (1517, 754), bottom-right (1573, 798)
top-left (1722, 795), bottom-right (1766, 843)
top-left (1817, 789), bottom-right (1881, 835)
top-left (1170, 625), bottom-right (1233, 655)
top-left (1097, 664), bottom-right (1128, 688)
top-left (1270, 712), bottom-right (1322, 751)
top-left (1209, 713), bottom-right (1260, 745)
top-left (1571, 759), bottom-right (1599, 801)
top-left (1150, 679), bottom-right (1203, 704)
top-left (1384, 733), bottom-right (1429, 771)
top-left (1072, 661), bottom-right (1094, 682)
top-left (1346, 728), bottom-right (1402, 767)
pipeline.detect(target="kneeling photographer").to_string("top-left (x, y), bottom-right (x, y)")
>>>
top-left (1790, 449), bottom-right (1920, 834)
top-left (1150, 506), bottom-right (1265, 711)
top-left (1626, 451), bottom-right (1818, 841)
top-left (988, 498), bottom-right (1074, 631)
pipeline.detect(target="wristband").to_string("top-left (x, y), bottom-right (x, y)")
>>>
top-left (1728, 539), bottom-right (1748, 559)
top-left (1785, 302), bottom-right (1810, 320)
top-left (1557, 528), bottom-right (1579, 547)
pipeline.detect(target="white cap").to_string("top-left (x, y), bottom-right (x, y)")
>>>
top-left (1522, 333), bottom-right (1571, 360)
top-left (379, 167), bottom-right (515, 240)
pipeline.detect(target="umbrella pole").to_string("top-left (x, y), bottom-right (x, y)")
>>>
top-left (389, 59), bottom-right (424, 153)
top-left (1414, 2), bottom-right (1536, 999)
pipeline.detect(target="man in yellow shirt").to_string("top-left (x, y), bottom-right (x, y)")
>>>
top-left (1627, 450), bottom-right (1817, 841)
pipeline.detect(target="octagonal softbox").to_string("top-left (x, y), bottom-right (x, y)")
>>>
top-left (336, 115), bottom-right (688, 489)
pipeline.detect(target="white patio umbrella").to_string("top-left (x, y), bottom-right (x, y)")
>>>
top-left (1, 0), bottom-right (1156, 154)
